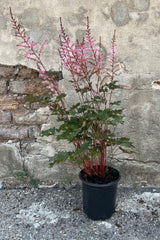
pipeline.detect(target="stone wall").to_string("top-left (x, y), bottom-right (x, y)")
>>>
top-left (0, 64), bottom-right (78, 184)
top-left (0, 65), bottom-right (53, 179)
top-left (0, 0), bottom-right (160, 185)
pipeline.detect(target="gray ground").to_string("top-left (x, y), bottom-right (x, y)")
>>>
top-left (0, 182), bottom-right (160, 240)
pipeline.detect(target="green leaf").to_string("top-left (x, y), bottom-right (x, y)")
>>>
top-left (92, 95), bottom-right (105, 104)
top-left (70, 103), bottom-right (81, 114)
top-left (110, 101), bottom-right (121, 106)
top-left (119, 146), bottom-right (135, 154)
top-left (49, 151), bottom-right (69, 166)
top-left (116, 137), bottom-right (134, 147)
top-left (77, 104), bottom-right (90, 113)
top-left (108, 81), bottom-right (120, 90)
top-left (41, 128), bottom-right (56, 136)
top-left (76, 87), bottom-right (91, 94)
top-left (56, 93), bottom-right (66, 100)
top-left (75, 141), bottom-right (91, 155)
top-left (27, 94), bottom-right (51, 105)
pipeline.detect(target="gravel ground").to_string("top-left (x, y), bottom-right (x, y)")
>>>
top-left (0, 183), bottom-right (160, 240)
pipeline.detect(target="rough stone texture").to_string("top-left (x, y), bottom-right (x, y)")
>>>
top-left (0, 64), bottom-right (62, 181)
top-left (0, 96), bottom-right (19, 110)
top-left (0, 125), bottom-right (29, 140)
top-left (9, 79), bottom-right (49, 95)
top-left (132, 0), bottom-right (150, 11)
top-left (28, 126), bottom-right (41, 138)
top-left (0, 80), bottom-right (7, 94)
top-left (0, 65), bottom-right (15, 78)
top-left (111, 1), bottom-right (130, 26)
top-left (0, 111), bottom-right (11, 124)
top-left (0, 144), bottom-right (23, 178)
top-left (17, 67), bottom-right (39, 79)
top-left (12, 109), bottom-right (49, 125)
top-left (0, 0), bottom-right (160, 184)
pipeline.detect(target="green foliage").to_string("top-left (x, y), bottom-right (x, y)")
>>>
top-left (42, 128), bottom-right (56, 136)
top-left (27, 94), bottom-right (51, 105)
top-left (14, 166), bottom-right (40, 188)
top-left (41, 77), bottom-right (134, 172)
top-left (49, 151), bottom-right (70, 167)
top-left (46, 86), bottom-right (134, 170)
top-left (10, 9), bottom-right (134, 179)
top-left (14, 166), bottom-right (29, 181)
top-left (29, 177), bottom-right (40, 188)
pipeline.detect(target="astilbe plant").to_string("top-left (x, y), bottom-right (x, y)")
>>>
top-left (10, 8), bottom-right (133, 181)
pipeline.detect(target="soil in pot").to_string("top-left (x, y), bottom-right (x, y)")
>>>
top-left (79, 166), bottom-right (120, 220)
top-left (80, 166), bottom-right (119, 184)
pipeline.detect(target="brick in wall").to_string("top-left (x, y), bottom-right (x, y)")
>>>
top-left (17, 95), bottom-right (30, 110)
top-left (0, 125), bottom-right (28, 140)
top-left (0, 111), bottom-right (11, 124)
top-left (0, 125), bottom-right (41, 140)
top-left (0, 96), bottom-right (19, 110)
top-left (12, 110), bottom-right (48, 125)
top-left (0, 65), bottom-right (15, 79)
top-left (9, 79), bottom-right (49, 95)
top-left (17, 67), bottom-right (39, 79)
top-left (0, 65), bottom-right (62, 142)
top-left (0, 80), bottom-right (7, 94)
top-left (0, 95), bottom-right (30, 111)
top-left (9, 79), bottom-right (27, 94)
top-left (28, 126), bottom-right (41, 138)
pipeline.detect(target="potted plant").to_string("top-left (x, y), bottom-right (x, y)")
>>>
top-left (10, 8), bottom-right (134, 220)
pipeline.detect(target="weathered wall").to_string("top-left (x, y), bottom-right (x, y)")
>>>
top-left (0, 0), bottom-right (160, 185)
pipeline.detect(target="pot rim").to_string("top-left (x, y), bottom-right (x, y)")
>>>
top-left (79, 167), bottom-right (121, 188)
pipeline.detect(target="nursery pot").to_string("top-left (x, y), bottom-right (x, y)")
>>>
top-left (79, 167), bottom-right (120, 220)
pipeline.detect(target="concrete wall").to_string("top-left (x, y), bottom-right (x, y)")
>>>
top-left (0, 0), bottom-right (160, 185)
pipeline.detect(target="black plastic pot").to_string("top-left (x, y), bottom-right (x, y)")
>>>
top-left (79, 167), bottom-right (120, 220)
